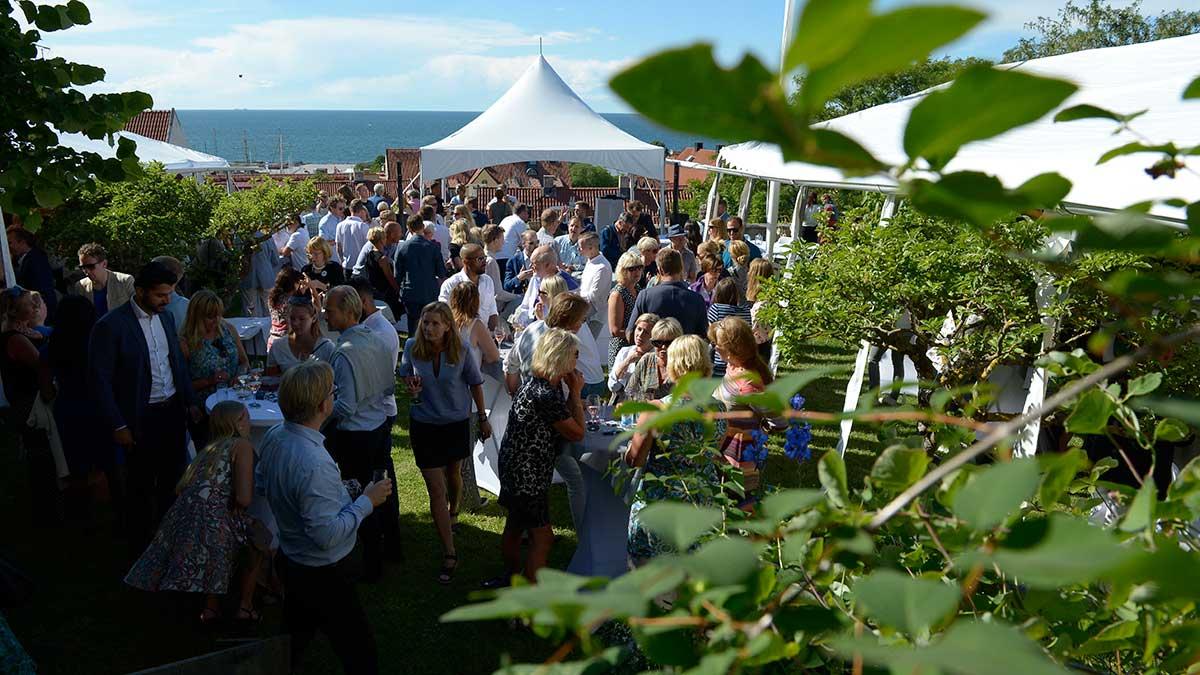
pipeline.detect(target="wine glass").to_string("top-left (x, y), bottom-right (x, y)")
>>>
top-left (247, 369), bottom-right (262, 408)
top-left (586, 395), bottom-right (601, 430)
top-left (234, 374), bottom-right (250, 401)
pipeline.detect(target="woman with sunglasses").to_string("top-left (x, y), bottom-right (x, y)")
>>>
top-left (265, 295), bottom-right (334, 376)
top-left (625, 317), bottom-right (683, 402)
top-left (180, 291), bottom-right (249, 447)
top-left (607, 250), bottom-right (644, 367)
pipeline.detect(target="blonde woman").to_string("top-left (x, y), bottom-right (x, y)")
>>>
top-left (126, 401), bottom-right (265, 624)
top-left (707, 217), bottom-right (728, 244)
top-left (302, 236), bottom-right (345, 292)
top-left (180, 290), bottom-right (249, 401)
top-left (625, 317), bottom-right (683, 402)
top-left (399, 302), bottom-right (491, 584)
top-left (487, 328), bottom-right (585, 587)
top-left (448, 217), bottom-right (472, 271)
top-left (533, 274), bottom-right (568, 321)
top-left (726, 239), bottom-right (751, 300)
top-left (607, 249), bottom-right (644, 366)
top-left (352, 226), bottom-right (401, 317)
top-left (636, 236), bottom-right (660, 288)
top-left (266, 295), bottom-right (335, 376)
top-left (746, 258), bottom-right (775, 359)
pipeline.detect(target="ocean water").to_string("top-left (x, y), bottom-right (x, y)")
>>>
top-left (176, 110), bottom-right (724, 165)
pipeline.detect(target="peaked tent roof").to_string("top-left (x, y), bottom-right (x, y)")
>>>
top-left (715, 33), bottom-right (1200, 222)
top-left (420, 56), bottom-right (665, 181)
top-left (59, 130), bottom-right (231, 174)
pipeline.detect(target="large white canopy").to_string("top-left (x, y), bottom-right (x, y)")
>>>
top-left (420, 56), bottom-right (665, 181)
top-left (716, 33), bottom-right (1200, 222)
top-left (58, 130), bottom-right (231, 174)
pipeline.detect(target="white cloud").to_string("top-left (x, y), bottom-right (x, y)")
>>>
top-left (41, 14), bottom-right (608, 109)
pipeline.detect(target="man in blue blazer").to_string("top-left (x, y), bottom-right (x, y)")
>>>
top-left (503, 230), bottom-right (539, 297)
top-left (90, 261), bottom-right (197, 555)
top-left (392, 214), bottom-right (448, 335)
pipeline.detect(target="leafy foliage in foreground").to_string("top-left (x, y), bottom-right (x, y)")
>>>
top-left (447, 0), bottom-right (1200, 672)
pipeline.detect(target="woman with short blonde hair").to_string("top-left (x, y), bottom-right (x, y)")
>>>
top-left (707, 218), bottom-right (727, 242)
top-left (302, 236), bottom-right (345, 290)
top-left (534, 274), bottom-right (568, 321)
top-left (607, 249), bottom-right (644, 366)
top-left (726, 240), bottom-right (750, 299)
top-left (626, 317), bottom-right (683, 401)
top-left (665, 334), bottom-right (712, 381)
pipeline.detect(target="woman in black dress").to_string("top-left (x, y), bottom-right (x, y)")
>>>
top-left (300, 236), bottom-right (345, 297)
top-left (484, 328), bottom-right (585, 588)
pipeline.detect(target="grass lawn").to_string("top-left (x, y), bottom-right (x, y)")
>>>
top-left (2, 340), bottom-right (879, 674)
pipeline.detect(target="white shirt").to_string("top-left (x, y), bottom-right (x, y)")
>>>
top-left (284, 227), bottom-right (310, 269)
top-left (535, 229), bottom-right (555, 247)
top-left (335, 216), bottom-right (369, 268)
top-left (271, 228), bottom-right (291, 255)
top-left (575, 323), bottom-right (604, 386)
top-left (579, 254), bottom-right (613, 323)
top-left (486, 255), bottom-right (520, 304)
top-left (497, 214), bottom-right (527, 260)
top-left (438, 270), bottom-right (498, 326)
top-left (608, 344), bottom-right (639, 393)
top-left (131, 300), bottom-right (176, 403)
top-left (362, 310), bottom-right (400, 417)
top-left (318, 213), bottom-right (342, 263)
top-left (427, 220), bottom-right (451, 263)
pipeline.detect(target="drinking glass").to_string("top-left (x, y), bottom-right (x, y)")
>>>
top-left (247, 370), bottom-right (262, 408)
top-left (372, 468), bottom-right (389, 485)
top-left (586, 395), bottom-right (601, 430)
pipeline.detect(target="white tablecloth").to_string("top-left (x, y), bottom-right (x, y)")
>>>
top-left (206, 388), bottom-right (283, 443)
top-left (227, 317), bottom-right (271, 357)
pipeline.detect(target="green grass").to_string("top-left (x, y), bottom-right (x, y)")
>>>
top-left (2, 340), bottom-right (880, 674)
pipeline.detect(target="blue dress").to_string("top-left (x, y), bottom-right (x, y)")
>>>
top-left (187, 326), bottom-right (240, 398)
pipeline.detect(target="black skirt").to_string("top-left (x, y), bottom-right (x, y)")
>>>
top-left (409, 418), bottom-right (471, 469)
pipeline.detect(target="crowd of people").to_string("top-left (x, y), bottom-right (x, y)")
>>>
top-left (1, 184), bottom-right (784, 674)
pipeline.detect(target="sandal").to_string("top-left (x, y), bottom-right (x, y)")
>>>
top-left (235, 606), bottom-right (261, 623)
top-left (437, 554), bottom-right (459, 585)
top-left (198, 607), bottom-right (222, 626)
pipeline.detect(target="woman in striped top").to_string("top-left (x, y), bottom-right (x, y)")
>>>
top-left (706, 278), bottom-right (752, 377)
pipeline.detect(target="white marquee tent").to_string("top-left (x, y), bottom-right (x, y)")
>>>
top-left (420, 55), bottom-right (667, 220)
top-left (57, 130), bottom-right (232, 174)
top-left (670, 34), bottom-right (1200, 459)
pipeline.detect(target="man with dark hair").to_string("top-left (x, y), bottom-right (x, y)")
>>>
top-left (90, 261), bottom-right (196, 556)
top-left (7, 227), bottom-right (56, 322)
top-left (496, 203), bottom-right (529, 272)
top-left (625, 248), bottom-right (707, 338)
top-left (627, 200), bottom-right (658, 240)
top-left (487, 186), bottom-right (513, 224)
top-left (439, 243), bottom-right (499, 331)
top-left (320, 197), bottom-right (345, 263)
top-left (721, 216), bottom-right (762, 267)
top-left (336, 199), bottom-right (371, 267)
top-left (355, 182), bottom-right (378, 218)
top-left (467, 197), bottom-right (487, 227)
top-left (393, 214), bottom-right (447, 334)
top-left (151, 255), bottom-right (189, 330)
top-left (599, 211), bottom-right (636, 268)
top-left (572, 201), bottom-right (595, 232)
top-left (71, 242), bottom-right (134, 316)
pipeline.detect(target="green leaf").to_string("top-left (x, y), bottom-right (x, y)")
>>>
top-left (774, 604), bottom-right (842, 636)
top-left (614, 401), bottom-right (657, 417)
top-left (65, 0), bottom-right (90, 24)
top-left (869, 446), bottom-right (929, 495)
top-left (742, 631), bottom-right (800, 667)
top-left (681, 537), bottom-right (759, 587)
top-left (1047, 211), bottom-right (1181, 253)
top-left (853, 570), bottom-right (959, 634)
top-left (951, 459), bottom-right (1039, 531)
top-left (761, 489), bottom-right (824, 523)
top-left (904, 65), bottom-right (1077, 170)
top-left (31, 182), bottom-right (64, 208)
top-left (1183, 75), bottom-right (1200, 99)
top-left (786, 128), bottom-right (886, 174)
top-left (1097, 141), bottom-right (1179, 164)
top-left (1064, 389), bottom-right (1115, 434)
top-left (784, 0), bottom-right (872, 72)
top-left (69, 63), bottom-right (105, 86)
top-left (1125, 372), bottom-right (1163, 398)
top-left (1036, 448), bottom-right (1088, 506)
top-left (906, 171), bottom-right (1071, 226)
top-left (681, 650), bottom-right (738, 675)
top-left (1132, 398), bottom-right (1200, 427)
top-left (1155, 417), bottom-right (1190, 443)
top-left (832, 620), bottom-right (1072, 675)
top-left (1119, 478), bottom-right (1157, 532)
top-left (1077, 620), bottom-right (1139, 655)
top-left (973, 514), bottom-right (1142, 588)
top-left (800, 6), bottom-right (985, 110)
top-left (636, 502), bottom-right (722, 551)
top-left (735, 366), bottom-right (843, 412)
top-left (635, 619), bottom-right (700, 668)
top-left (818, 451), bottom-right (849, 508)
top-left (610, 45), bottom-right (785, 143)
top-left (1053, 104), bottom-right (1123, 123)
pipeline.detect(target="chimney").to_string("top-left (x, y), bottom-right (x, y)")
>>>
top-left (695, 142), bottom-right (704, 150)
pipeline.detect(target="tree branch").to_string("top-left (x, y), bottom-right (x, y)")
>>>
top-left (867, 322), bottom-right (1200, 531)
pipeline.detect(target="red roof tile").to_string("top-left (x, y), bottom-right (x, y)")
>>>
top-left (123, 109), bottom-right (175, 143)
top-left (665, 146), bottom-right (717, 184)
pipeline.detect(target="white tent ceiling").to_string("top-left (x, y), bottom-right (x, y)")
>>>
top-left (716, 33), bottom-right (1200, 222)
top-left (58, 130), bottom-right (231, 174)
top-left (420, 56), bottom-right (665, 181)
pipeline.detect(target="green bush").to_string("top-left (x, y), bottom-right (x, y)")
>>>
top-left (570, 163), bottom-right (618, 187)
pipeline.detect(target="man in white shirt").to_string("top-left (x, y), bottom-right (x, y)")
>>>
top-left (350, 279), bottom-right (400, 423)
top-left (576, 233), bottom-right (612, 339)
top-left (496, 203), bottom-right (531, 264)
top-left (336, 199), bottom-right (371, 268)
top-left (319, 198), bottom-right (345, 263)
top-left (420, 204), bottom-right (451, 264)
top-left (438, 244), bottom-right (499, 331)
top-left (280, 214), bottom-right (310, 270)
top-left (448, 184), bottom-right (468, 207)
top-left (535, 208), bottom-right (559, 246)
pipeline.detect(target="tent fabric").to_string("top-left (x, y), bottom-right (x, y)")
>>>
top-left (420, 56), bottom-right (665, 181)
top-left (58, 130), bottom-right (231, 174)
top-left (717, 34), bottom-right (1200, 221)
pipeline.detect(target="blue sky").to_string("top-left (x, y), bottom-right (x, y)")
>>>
top-left (40, 0), bottom-right (1191, 112)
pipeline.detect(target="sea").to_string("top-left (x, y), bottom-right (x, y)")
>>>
top-left (176, 110), bottom-right (724, 165)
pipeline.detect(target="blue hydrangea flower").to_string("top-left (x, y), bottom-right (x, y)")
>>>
top-left (785, 421), bottom-right (812, 462)
top-left (790, 394), bottom-right (806, 411)
top-left (744, 429), bottom-right (770, 468)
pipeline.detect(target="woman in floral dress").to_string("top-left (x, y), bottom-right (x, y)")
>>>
top-left (625, 336), bottom-right (726, 564)
top-left (125, 401), bottom-right (266, 625)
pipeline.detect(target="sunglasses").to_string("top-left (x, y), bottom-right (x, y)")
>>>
top-left (80, 261), bottom-right (102, 270)
top-left (651, 339), bottom-right (673, 349)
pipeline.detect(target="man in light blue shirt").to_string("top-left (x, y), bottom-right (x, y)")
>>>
top-left (255, 359), bottom-right (391, 674)
top-left (325, 285), bottom-right (400, 580)
top-left (554, 216), bottom-right (587, 269)
top-left (319, 198), bottom-right (345, 263)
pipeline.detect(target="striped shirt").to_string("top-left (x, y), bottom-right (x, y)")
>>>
top-left (706, 303), bottom-right (753, 375)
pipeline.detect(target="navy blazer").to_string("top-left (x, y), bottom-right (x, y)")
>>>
top-left (89, 301), bottom-right (195, 435)
top-left (393, 235), bottom-right (447, 307)
top-left (599, 224), bottom-right (626, 269)
top-left (15, 247), bottom-right (57, 321)
top-left (503, 251), bottom-right (531, 295)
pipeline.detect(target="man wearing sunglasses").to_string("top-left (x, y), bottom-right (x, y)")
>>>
top-left (71, 242), bottom-right (135, 317)
top-left (720, 216), bottom-right (762, 267)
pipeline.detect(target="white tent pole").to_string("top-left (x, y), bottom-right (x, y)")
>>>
top-left (765, 180), bottom-right (781, 256)
top-left (790, 187), bottom-right (805, 236)
top-left (781, 0), bottom-right (798, 88)
top-left (0, 205), bottom-right (14, 285)
top-left (878, 195), bottom-right (897, 226)
top-left (737, 178), bottom-right (753, 221)
top-left (704, 173), bottom-right (720, 224)
top-left (837, 341), bottom-right (871, 457)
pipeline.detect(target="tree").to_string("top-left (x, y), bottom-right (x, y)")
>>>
top-left (569, 163), bottom-right (618, 188)
top-left (0, 0), bottom-right (153, 229)
top-left (1003, 0), bottom-right (1200, 62)
top-left (789, 56), bottom-right (991, 121)
top-left (354, 154), bottom-right (385, 173)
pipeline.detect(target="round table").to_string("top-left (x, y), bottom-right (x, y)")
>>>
top-left (227, 317), bottom-right (271, 357)
top-left (206, 388), bottom-right (284, 442)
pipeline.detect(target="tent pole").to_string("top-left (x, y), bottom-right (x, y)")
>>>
top-left (704, 173), bottom-right (720, 225)
top-left (837, 341), bottom-right (872, 457)
top-left (737, 178), bottom-right (753, 222)
top-left (765, 179), bottom-right (780, 256)
top-left (671, 162), bottom-right (680, 224)
top-left (0, 205), bottom-right (13, 286)
top-left (789, 186), bottom-right (804, 236)
top-left (878, 195), bottom-right (897, 226)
